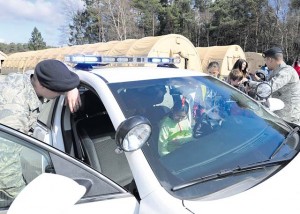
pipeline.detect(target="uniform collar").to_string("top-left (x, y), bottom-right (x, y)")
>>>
top-left (25, 74), bottom-right (43, 111)
top-left (272, 62), bottom-right (287, 75)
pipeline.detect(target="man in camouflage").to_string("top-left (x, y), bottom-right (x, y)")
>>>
top-left (249, 47), bottom-right (300, 125)
top-left (0, 59), bottom-right (81, 200)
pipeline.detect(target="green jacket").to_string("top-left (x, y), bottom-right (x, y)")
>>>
top-left (158, 116), bottom-right (192, 156)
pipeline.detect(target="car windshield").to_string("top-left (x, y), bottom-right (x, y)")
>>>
top-left (109, 75), bottom-right (298, 200)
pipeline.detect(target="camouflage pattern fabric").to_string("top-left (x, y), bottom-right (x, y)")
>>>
top-left (0, 73), bottom-right (41, 199)
top-left (268, 62), bottom-right (300, 125)
top-left (0, 139), bottom-right (25, 198)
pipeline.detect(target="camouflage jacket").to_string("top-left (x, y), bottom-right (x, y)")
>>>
top-left (0, 73), bottom-right (41, 198)
top-left (0, 73), bottom-right (42, 134)
top-left (268, 62), bottom-right (300, 125)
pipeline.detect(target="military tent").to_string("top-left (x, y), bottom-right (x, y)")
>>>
top-left (2, 34), bottom-right (202, 73)
top-left (196, 45), bottom-right (246, 77)
top-left (245, 52), bottom-right (265, 73)
top-left (0, 51), bottom-right (8, 73)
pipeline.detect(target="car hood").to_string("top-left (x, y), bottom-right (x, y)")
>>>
top-left (183, 152), bottom-right (300, 213)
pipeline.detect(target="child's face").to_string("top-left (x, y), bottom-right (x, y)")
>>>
top-left (230, 79), bottom-right (241, 88)
top-left (172, 111), bottom-right (187, 122)
top-left (208, 67), bottom-right (220, 77)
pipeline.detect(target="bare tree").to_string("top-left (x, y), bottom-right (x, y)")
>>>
top-left (59, 0), bottom-right (85, 46)
top-left (105, 0), bottom-right (135, 40)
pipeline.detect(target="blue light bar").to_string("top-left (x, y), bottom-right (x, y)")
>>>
top-left (65, 55), bottom-right (180, 65)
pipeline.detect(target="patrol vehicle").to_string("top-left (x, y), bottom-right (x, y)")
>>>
top-left (2, 55), bottom-right (300, 213)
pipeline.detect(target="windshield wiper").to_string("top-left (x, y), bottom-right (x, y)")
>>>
top-left (172, 158), bottom-right (289, 191)
top-left (269, 127), bottom-right (299, 159)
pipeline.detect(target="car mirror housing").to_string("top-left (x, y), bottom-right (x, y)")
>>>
top-left (256, 82), bottom-right (272, 99)
top-left (116, 116), bottom-right (152, 152)
top-left (8, 173), bottom-right (86, 214)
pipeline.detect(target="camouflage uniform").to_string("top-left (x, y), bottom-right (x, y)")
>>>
top-left (0, 73), bottom-right (41, 198)
top-left (268, 62), bottom-right (300, 125)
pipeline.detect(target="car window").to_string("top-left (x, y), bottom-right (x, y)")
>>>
top-left (37, 99), bottom-right (57, 127)
top-left (0, 130), bottom-right (52, 209)
top-left (0, 125), bottom-right (133, 211)
top-left (108, 75), bottom-right (294, 199)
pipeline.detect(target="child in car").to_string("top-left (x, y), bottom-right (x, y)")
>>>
top-left (158, 98), bottom-right (192, 156)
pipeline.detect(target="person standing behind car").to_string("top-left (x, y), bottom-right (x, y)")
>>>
top-left (293, 56), bottom-right (300, 78)
top-left (232, 59), bottom-right (250, 81)
top-left (227, 69), bottom-right (244, 89)
top-left (249, 47), bottom-right (300, 125)
top-left (0, 59), bottom-right (81, 200)
top-left (207, 61), bottom-right (224, 80)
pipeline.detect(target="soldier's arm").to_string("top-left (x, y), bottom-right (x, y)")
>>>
top-left (268, 68), bottom-right (293, 93)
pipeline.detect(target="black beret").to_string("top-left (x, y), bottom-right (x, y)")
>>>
top-left (262, 47), bottom-right (283, 58)
top-left (35, 59), bottom-right (80, 92)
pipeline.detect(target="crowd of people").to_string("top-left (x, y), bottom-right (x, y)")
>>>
top-left (207, 47), bottom-right (300, 126)
top-left (157, 46), bottom-right (300, 156)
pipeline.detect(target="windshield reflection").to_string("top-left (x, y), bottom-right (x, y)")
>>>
top-left (109, 76), bottom-right (294, 199)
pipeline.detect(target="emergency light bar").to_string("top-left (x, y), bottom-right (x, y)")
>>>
top-left (65, 55), bottom-right (180, 65)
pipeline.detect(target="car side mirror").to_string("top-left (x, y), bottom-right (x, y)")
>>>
top-left (115, 116), bottom-right (152, 152)
top-left (256, 82), bottom-right (272, 99)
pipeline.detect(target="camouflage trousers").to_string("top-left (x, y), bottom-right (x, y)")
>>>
top-left (0, 139), bottom-right (26, 198)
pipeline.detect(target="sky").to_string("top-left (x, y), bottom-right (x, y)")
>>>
top-left (0, 0), bottom-right (84, 47)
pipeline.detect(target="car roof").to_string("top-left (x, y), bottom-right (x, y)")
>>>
top-left (75, 66), bottom-right (208, 83)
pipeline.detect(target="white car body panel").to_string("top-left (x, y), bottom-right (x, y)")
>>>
top-left (86, 67), bottom-right (206, 83)
top-left (8, 173), bottom-right (140, 214)
top-left (184, 152), bottom-right (300, 213)
top-left (70, 197), bottom-right (140, 214)
top-left (26, 65), bottom-right (299, 213)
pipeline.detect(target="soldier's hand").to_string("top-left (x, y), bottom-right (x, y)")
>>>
top-left (65, 88), bottom-right (82, 113)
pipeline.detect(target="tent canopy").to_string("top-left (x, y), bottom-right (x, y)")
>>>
top-left (0, 51), bottom-right (7, 60)
top-left (245, 52), bottom-right (265, 73)
top-left (196, 45), bottom-right (246, 77)
top-left (1, 34), bottom-right (202, 74)
top-left (0, 51), bottom-right (8, 71)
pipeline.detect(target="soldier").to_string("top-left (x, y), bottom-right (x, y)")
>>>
top-left (0, 59), bottom-right (81, 200)
top-left (249, 47), bottom-right (300, 125)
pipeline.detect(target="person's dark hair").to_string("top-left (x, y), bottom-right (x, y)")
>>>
top-left (207, 61), bottom-right (220, 70)
top-left (228, 69), bottom-right (243, 82)
top-left (232, 59), bottom-right (248, 75)
top-left (272, 53), bottom-right (284, 60)
top-left (262, 47), bottom-right (283, 60)
top-left (172, 98), bottom-right (189, 114)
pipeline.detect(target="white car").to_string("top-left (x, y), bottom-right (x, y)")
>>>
top-left (1, 56), bottom-right (300, 213)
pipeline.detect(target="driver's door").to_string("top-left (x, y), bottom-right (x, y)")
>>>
top-left (0, 124), bottom-right (139, 214)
